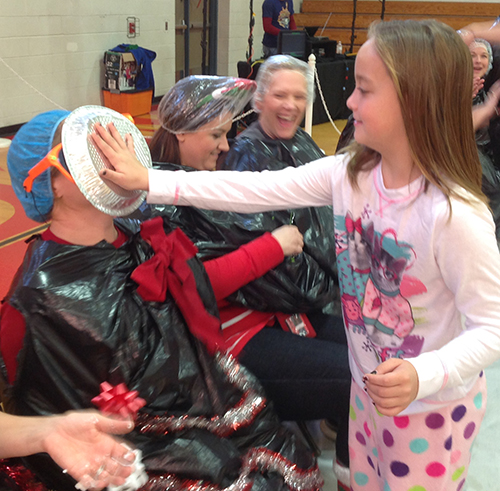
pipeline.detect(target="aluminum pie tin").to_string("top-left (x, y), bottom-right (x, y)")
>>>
top-left (61, 105), bottom-right (152, 217)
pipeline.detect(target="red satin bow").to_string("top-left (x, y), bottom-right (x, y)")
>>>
top-left (346, 216), bottom-right (363, 234)
top-left (131, 217), bottom-right (223, 353)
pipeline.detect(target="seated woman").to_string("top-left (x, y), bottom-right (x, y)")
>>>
top-left (220, 55), bottom-right (349, 473)
top-left (219, 55), bottom-right (323, 171)
top-left (147, 74), bottom-right (351, 484)
top-left (460, 26), bottom-right (500, 170)
top-left (471, 40), bottom-right (497, 155)
top-left (0, 105), bottom-right (322, 491)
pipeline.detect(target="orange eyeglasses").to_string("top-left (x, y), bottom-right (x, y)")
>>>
top-left (23, 143), bottom-right (75, 193)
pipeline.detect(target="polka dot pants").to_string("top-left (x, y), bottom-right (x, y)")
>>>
top-left (348, 373), bottom-right (487, 491)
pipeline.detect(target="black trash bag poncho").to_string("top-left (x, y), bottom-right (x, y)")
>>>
top-left (136, 160), bottom-right (340, 316)
top-left (0, 218), bottom-right (321, 491)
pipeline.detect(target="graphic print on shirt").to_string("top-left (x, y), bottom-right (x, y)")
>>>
top-left (277, 3), bottom-right (291, 29)
top-left (362, 237), bottom-right (413, 348)
top-left (346, 211), bottom-right (373, 275)
top-left (336, 212), bottom-right (426, 364)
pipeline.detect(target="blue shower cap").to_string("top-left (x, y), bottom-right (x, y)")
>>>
top-left (7, 110), bottom-right (70, 222)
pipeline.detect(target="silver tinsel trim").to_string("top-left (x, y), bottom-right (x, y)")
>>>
top-left (136, 353), bottom-right (267, 437)
top-left (139, 447), bottom-right (323, 491)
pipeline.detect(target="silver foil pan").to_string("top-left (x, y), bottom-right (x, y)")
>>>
top-left (62, 105), bottom-right (152, 217)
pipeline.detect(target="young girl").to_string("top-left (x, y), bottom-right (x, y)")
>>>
top-left (94, 19), bottom-right (500, 491)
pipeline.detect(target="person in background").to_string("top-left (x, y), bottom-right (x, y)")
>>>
top-left (262, 0), bottom-right (296, 58)
top-left (0, 411), bottom-right (134, 490)
top-left (460, 20), bottom-right (500, 171)
top-left (94, 19), bottom-right (500, 491)
top-left (0, 106), bottom-right (321, 491)
top-left (148, 74), bottom-right (351, 488)
top-left (471, 38), bottom-right (493, 99)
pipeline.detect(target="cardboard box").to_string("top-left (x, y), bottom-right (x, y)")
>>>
top-left (102, 88), bottom-right (153, 117)
top-left (104, 51), bottom-right (137, 91)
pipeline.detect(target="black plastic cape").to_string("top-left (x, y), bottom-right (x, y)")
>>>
top-left (0, 219), bottom-right (320, 491)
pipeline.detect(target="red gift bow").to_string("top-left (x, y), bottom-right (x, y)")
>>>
top-left (131, 217), bottom-right (224, 353)
top-left (91, 382), bottom-right (146, 418)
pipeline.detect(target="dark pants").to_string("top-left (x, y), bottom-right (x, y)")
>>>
top-left (238, 312), bottom-right (351, 466)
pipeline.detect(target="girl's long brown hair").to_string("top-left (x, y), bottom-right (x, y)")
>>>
top-left (344, 20), bottom-right (486, 206)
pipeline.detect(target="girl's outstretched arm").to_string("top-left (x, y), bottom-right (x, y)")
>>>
top-left (363, 359), bottom-right (419, 416)
top-left (92, 122), bottom-right (149, 191)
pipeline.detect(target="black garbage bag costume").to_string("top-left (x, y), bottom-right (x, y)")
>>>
top-left (0, 218), bottom-right (321, 491)
top-left (204, 121), bottom-right (341, 316)
top-left (136, 161), bottom-right (339, 316)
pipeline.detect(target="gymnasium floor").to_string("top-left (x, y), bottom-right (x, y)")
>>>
top-left (1, 111), bottom-right (499, 490)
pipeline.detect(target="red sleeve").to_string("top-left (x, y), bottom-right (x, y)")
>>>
top-left (263, 17), bottom-right (281, 36)
top-left (289, 14), bottom-right (297, 30)
top-left (204, 232), bottom-right (284, 301)
top-left (0, 302), bottom-right (26, 384)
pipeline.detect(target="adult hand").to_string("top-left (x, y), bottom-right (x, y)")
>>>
top-left (271, 225), bottom-right (304, 256)
top-left (363, 358), bottom-right (419, 417)
top-left (486, 80), bottom-right (500, 114)
top-left (472, 76), bottom-right (484, 99)
top-left (459, 20), bottom-right (500, 46)
top-left (457, 27), bottom-right (475, 46)
top-left (91, 122), bottom-right (149, 192)
top-left (43, 411), bottom-right (135, 490)
top-left (473, 80), bottom-right (500, 130)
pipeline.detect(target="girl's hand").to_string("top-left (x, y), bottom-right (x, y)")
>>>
top-left (271, 225), bottom-right (304, 256)
top-left (363, 358), bottom-right (419, 416)
top-left (43, 411), bottom-right (135, 490)
top-left (91, 122), bottom-right (149, 192)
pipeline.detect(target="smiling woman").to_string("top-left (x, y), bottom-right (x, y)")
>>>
top-left (148, 76), bottom-right (255, 169)
top-left (470, 39), bottom-right (492, 80)
top-left (176, 117), bottom-right (232, 170)
top-left (255, 68), bottom-right (308, 140)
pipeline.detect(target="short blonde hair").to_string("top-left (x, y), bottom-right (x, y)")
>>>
top-left (253, 55), bottom-right (315, 109)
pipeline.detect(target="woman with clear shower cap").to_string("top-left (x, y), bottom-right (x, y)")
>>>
top-left (148, 76), bottom-right (255, 169)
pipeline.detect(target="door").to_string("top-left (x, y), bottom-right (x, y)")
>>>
top-left (175, 0), bottom-right (218, 81)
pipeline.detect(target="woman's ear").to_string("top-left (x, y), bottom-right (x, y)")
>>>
top-left (51, 172), bottom-right (63, 199)
top-left (51, 170), bottom-right (70, 200)
top-left (176, 133), bottom-right (186, 144)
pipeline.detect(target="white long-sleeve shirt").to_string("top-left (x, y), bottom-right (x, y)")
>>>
top-left (148, 154), bottom-right (500, 414)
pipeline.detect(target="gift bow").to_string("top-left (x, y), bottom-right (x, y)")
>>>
top-left (91, 382), bottom-right (146, 418)
top-left (131, 217), bottom-right (223, 353)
